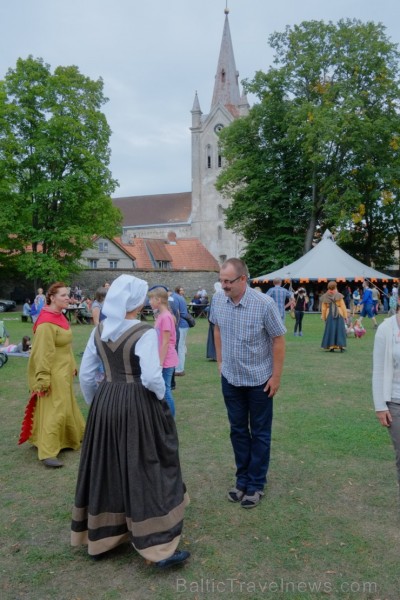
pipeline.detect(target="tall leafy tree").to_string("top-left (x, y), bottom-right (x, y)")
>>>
top-left (0, 56), bottom-right (121, 284)
top-left (216, 20), bottom-right (400, 276)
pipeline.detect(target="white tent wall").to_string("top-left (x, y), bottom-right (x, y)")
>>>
top-left (252, 230), bottom-right (397, 285)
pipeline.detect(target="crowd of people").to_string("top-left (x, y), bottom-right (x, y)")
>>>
top-left (10, 268), bottom-right (400, 570)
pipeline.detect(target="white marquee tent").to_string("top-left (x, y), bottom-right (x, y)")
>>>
top-left (252, 230), bottom-right (397, 284)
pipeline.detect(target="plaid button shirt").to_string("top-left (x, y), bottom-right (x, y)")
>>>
top-left (210, 287), bottom-right (286, 387)
top-left (266, 286), bottom-right (293, 320)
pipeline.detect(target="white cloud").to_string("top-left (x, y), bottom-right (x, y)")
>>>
top-left (1, 0), bottom-right (399, 195)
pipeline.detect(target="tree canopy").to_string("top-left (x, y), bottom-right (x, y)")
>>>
top-left (0, 56), bottom-right (122, 284)
top-left (216, 19), bottom-right (400, 276)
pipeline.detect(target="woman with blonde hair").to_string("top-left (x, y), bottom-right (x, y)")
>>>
top-left (320, 281), bottom-right (347, 352)
top-left (148, 286), bottom-right (179, 417)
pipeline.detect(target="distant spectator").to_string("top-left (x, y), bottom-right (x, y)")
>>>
top-left (360, 281), bottom-right (378, 329)
top-left (353, 318), bottom-right (367, 339)
top-left (371, 286), bottom-right (380, 315)
top-left (92, 287), bottom-right (108, 326)
top-left (77, 299), bottom-right (92, 324)
top-left (22, 299), bottom-right (32, 322)
top-left (206, 282), bottom-right (222, 360)
top-left (382, 284), bottom-right (389, 313)
top-left (308, 290), bottom-right (314, 312)
top-left (266, 278), bottom-right (293, 322)
top-left (172, 286), bottom-right (190, 376)
top-left (197, 288), bottom-right (208, 303)
top-left (73, 285), bottom-right (82, 301)
top-left (2, 335), bottom-right (32, 354)
top-left (320, 281), bottom-right (347, 352)
top-left (293, 288), bottom-right (307, 337)
top-left (34, 288), bottom-right (46, 312)
top-left (389, 293), bottom-right (397, 316)
top-left (148, 287), bottom-right (179, 417)
top-left (343, 285), bottom-right (352, 310)
top-left (352, 288), bottom-right (361, 314)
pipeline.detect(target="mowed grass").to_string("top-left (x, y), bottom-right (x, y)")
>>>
top-left (1, 311), bottom-right (399, 600)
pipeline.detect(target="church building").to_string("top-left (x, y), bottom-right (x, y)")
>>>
top-left (113, 8), bottom-right (249, 264)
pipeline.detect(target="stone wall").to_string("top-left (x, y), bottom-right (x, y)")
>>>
top-left (73, 269), bottom-right (219, 300)
top-left (0, 269), bottom-right (219, 304)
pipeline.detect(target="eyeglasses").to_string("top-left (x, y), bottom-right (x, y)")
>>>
top-left (219, 275), bottom-right (243, 285)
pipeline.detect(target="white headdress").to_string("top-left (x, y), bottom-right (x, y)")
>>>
top-left (100, 274), bottom-right (148, 341)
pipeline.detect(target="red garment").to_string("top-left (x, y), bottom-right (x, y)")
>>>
top-left (33, 307), bottom-right (70, 333)
top-left (18, 391), bottom-right (46, 444)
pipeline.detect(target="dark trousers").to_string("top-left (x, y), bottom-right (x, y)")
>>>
top-left (221, 375), bottom-right (273, 494)
top-left (294, 310), bottom-right (304, 333)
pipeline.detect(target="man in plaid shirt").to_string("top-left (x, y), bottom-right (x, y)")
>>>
top-left (210, 259), bottom-right (286, 508)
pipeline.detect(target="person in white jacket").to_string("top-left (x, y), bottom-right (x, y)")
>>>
top-left (372, 310), bottom-right (400, 492)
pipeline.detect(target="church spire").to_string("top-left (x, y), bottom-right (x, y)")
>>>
top-left (211, 9), bottom-right (241, 115)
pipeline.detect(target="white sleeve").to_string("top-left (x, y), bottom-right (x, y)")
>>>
top-left (79, 329), bottom-right (102, 405)
top-left (135, 328), bottom-right (166, 400)
top-left (372, 326), bottom-right (389, 411)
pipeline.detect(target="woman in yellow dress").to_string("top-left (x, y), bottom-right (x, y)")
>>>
top-left (27, 282), bottom-right (85, 468)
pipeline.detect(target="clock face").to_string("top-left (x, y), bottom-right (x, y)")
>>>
top-left (214, 123), bottom-right (224, 134)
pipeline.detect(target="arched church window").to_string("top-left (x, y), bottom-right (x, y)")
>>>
top-left (218, 225), bottom-right (223, 241)
top-left (218, 154), bottom-right (222, 168)
top-left (221, 69), bottom-right (226, 83)
top-left (217, 204), bottom-right (224, 219)
top-left (206, 144), bottom-right (212, 169)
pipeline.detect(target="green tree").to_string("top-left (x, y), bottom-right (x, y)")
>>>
top-left (0, 56), bottom-right (122, 284)
top-left (216, 19), bottom-right (400, 276)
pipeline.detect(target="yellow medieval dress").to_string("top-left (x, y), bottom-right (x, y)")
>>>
top-left (27, 311), bottom-right (85, 460)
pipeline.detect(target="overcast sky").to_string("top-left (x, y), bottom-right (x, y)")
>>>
top-left (1, 0), bottom-right (400, 197)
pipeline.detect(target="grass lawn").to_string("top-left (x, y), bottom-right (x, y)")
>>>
top-left (0, 311), bottom-right (399, 600)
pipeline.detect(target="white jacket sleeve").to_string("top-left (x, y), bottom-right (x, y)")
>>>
top-left (79, 329), bottom-right (102, 405)
top-left (372, 321), bottom-right (392, 411)
top-left (136, 328), bottom-right (166, 400)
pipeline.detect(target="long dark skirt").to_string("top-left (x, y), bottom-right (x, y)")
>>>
top-left (71, 380), bottom-right (188, 561)
top-left (321, 312), bottom-right (347, 351)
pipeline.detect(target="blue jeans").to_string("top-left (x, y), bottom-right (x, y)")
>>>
top-left (221, 375), bottom-right (273, 494)
top-left (162, 367), bottom-right (175, 417)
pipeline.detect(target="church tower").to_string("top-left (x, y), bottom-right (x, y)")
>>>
top-left (190, 8), bottom-right (249, 263)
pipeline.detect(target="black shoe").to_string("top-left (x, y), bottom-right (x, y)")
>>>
top-left (42, 457), bottom-right (64, 468)
top-left (227, 487), bottom-right (245, 503)
top-left (155, 550), bottom-right (190, 569)
top-left (241, 490), bottom-right (264, 509)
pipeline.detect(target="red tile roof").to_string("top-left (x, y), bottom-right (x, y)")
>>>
top-left (113, 236), bottom-right (219, 271)
top-left (112, 192), bottom-right (192, 227)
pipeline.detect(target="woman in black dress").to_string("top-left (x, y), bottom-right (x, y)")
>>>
top-left (71, 275), bottom-right (190, 568)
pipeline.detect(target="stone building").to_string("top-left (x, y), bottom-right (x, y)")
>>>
top-left (113, 9), bottom-right (249, 264)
